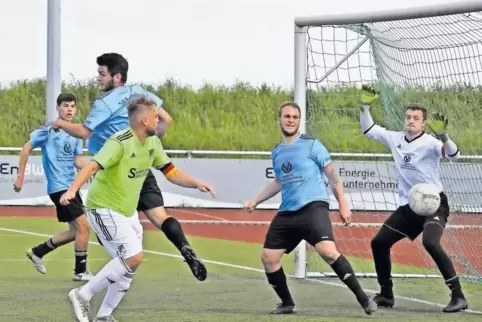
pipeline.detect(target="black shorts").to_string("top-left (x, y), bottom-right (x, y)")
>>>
top-left (49, 190), bottom-right (85, 223)
top-left (137, 170), bottom-right (164, 211)
top-left (383, 192), bottom-right (450, 240)
top-left (263, 201), bottom-right (334, 254)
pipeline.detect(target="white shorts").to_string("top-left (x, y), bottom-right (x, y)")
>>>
top-left (86, 208), bottom-right (143, 259)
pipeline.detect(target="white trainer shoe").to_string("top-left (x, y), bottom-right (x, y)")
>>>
top-left (68, 287), bottom-right (90, 322)
top-left (73, 271), bottom-right (95, 282)
top-left (25, 249), bottom-right (47, 274)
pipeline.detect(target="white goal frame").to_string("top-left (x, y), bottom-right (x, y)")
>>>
top-left (292, 0), bottom-right (482, 279)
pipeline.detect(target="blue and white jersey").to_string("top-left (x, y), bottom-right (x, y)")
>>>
top-left (272, 134), bottom-right (332, 212)
top-left (29, 125), bottom-right (83, 194)
top-left (83, 85), bottom-right (164, 154)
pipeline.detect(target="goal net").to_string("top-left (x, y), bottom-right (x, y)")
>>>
top-left (293, 2), bottom-right (482, 283)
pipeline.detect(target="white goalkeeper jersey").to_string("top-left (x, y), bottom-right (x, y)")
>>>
top-left (364, 124), bottom-right (444, 205)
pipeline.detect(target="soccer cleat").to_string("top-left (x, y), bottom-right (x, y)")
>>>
top-left (269, 303), bottom-right (297, 314)
top-left (443, 295), bottom-right (468, 313)
top-left (68, 287), bottom-right (90, 322)
top-left (359, 296), bottom-right (378, 315)
top-left (93, 316), bottom-right (118, 322)
top-left (373, 293), bottom-right (395, 308)
top-left (25, 249), bottom-right (47, 274)
top-left (181, 244), bottom-right (207, 281)
top-left (73, 271), bottom-right (95, 282)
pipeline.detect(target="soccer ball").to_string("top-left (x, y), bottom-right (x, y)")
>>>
top-left (408, 183), bottom-right (441, 217)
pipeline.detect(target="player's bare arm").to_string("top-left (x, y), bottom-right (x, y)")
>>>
top-left (158, 164), bottom-right (216, 198)
top-left (323, 163), bottom-right (352, 225)
top-left (243, 177), bottom-right (282, 212)
top-left (157, 106), bottom-right (172, 125)
top-left (52, 119), bottom-right (93, 140)
top-left (13, 140), bottom-right (34, 192)
top-left (60, 161), bottom-right (101, 205)
top-left (74, 155), bottom-right (88, 170)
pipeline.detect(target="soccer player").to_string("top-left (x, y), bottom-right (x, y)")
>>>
top-left (62, 95), bottom-right (216, 322)
top-left (243, 102), bottom-right (377, 315)
top-left (14, 93), bottom-right (93, 281)
top-left (50, 53), bottom-right (207, 281)
top-left (359, 85), bottom-right (468, 313)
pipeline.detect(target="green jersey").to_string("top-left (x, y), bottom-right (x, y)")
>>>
top-left (86, 128), bottom-right (171, 217)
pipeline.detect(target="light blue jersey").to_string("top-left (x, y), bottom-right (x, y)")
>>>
top-left (29, 125), bottom-right (83, 194)
top-left (272, 134), bottom-right (332, 212)
top-left (83, 85), bottom-right (164, 154)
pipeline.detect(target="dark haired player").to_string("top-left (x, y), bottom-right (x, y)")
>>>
top-left (243, 102), bottom-right (377, 315)
top-left (359, 85), bottom-right (468, 312)
top-left (16, 93), bottom-right (93, 281)
top-left (51, 53), bottom-right (207, 281)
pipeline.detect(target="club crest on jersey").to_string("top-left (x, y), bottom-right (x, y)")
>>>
top-left (281, 161), bottom-right (292, 174)
top-left (63, 142), bottom-right (72, 154)
top-left (149, 149), bottom-right (154, 159)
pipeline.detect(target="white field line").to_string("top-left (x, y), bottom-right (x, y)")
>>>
top-left (0, 227), bottom-right (481, 315)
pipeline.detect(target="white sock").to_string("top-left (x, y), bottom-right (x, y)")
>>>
top-left (96, 272), bottom-right (134, 317)
top-left (79, 257), bottom-right (131, 301)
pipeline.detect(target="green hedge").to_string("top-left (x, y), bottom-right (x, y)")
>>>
top-left (1, 79), bottom-right (481, 155)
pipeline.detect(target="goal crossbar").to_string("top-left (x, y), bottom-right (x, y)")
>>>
top-left (294, 1), bottom-right (482, 27)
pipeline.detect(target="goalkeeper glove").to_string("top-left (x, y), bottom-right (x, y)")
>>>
top-left (426, 112), bottom-right (449, 142)
top-left (360, 84), bottom-right (379, 106)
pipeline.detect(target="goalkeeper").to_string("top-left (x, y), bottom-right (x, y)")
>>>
top-left (359, 85), bottom-right (468, 313)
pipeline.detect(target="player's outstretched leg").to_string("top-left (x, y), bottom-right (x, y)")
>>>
top-left (26, 227), bottom-right (77, 274)
top-left (370, 225), bottom-right (405, 308)
top-left (261, 248), bottom-right (296, 314)
top-left (316, 241), bottom-right (377, 315)
top-left (422, 223), bottom-right (468, 312)
top-left (144, 207), bottom-right (207, 281)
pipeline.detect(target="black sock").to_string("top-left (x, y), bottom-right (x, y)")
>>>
top-left (266, 267), bottom-right (295, 306)
top-left (161, 217), bottom-right (189, 251)
top-left (446, 276), bottom-right (464, 298)
top-left (32, 238), bottom-right (57, 258)
top-left (74, 250), bottom-right (87, 274)
top-left (330, 255), bottom-right (367, 302)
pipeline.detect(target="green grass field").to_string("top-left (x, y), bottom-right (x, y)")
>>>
top-left (1, 216), bottom-right (482, 321)
top-left (1, 79), bottom-right (482, 155)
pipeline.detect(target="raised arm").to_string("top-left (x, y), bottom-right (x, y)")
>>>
top-left (359, 85), bottom-right (395, 148)
top-left (144, 89), bottom-right (172, 136)
top-left (427, 112), bottom-right (460, 161)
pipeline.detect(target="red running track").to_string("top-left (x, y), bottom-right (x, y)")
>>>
top-left (1, 206), bottom-right (481, 274)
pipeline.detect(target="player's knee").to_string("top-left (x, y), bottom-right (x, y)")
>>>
top-left (422, 235), bottom-right (441, 254)
top-left (261, 249), bottom-right (282, 267)
top-left (73, 215), bottom-right (90, 234)
top-left (145, 207), bottom-right (169, 226)
top-left (371, 233), bottom-right (389, 252)
top-left (315, 241), bottom-right (340, 263)
top-left (123, 251), bottom-right (143, 271)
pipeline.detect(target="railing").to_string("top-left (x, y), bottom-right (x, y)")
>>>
top-left (1, 147), bottom-right (481, 160)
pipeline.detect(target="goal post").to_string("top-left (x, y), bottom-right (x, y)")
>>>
top-left (292, 1), bottom-right (482, 282)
